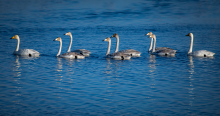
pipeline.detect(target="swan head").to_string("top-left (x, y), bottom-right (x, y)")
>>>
top-left (186, 33), bottom-right (193, 37)
top-left (103, 37), bottom-right (111, 42)
top-left (10, 35), bottom-right (19, 39)
top-left (150, 34), bottom-right (156, 38)
top-left (64, 32), bottom-right (72, 36)
top-left (53, 37), bottom-right (62, 42)
top-left (110, 33), bottom-right (119, 38)
top-left (146, 32), bottom-right (153, 36)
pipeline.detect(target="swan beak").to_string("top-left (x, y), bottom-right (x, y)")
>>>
top-left (10, 36), bottom-right (15, 39)
top-left (186, 34), bottom-right (190, 36)
top-left (103, 38), bottom-right (108, 41)
top-left (53, 39), bottom-right (57, 41)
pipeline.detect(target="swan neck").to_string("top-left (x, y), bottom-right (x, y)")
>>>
top-left (188, 35), bottom-right (193, 54)
top-left (57, 40), bottom-right (62, 56)
top-left (152, 36), bottom-right (156, 53)
top-left (67, 34), bottom-right (72, 52)
top-left (106, 40), bottom-right (111, 56)
top-left (148, 38), bottom-right (153, 51)
top-left (115, 36), bottom-right (119, 52)
top-left (15, 37), bottom-right (20, 51)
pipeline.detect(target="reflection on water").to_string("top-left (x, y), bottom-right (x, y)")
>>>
top-left (56, 58), bottom-right (63, 82)
top-left (0, 0), bottom-right (220, 115)
top-left (13, 56), bottom-right (22, 100)
top-left (148, 55), bottom-right (156, 89)
top-left (188, 56), bottom-right (194, 107)
top-left (13, 55), bottom-right (40, 78)
top-left (13, 56), bottom-right (22, 78)
top-left (56, 57), bottom-right (63, 72)
top-left (188, 56), bottom-right (194, 75)
top-left (105, 58), bottom-right (113, 75)
top-left (104, 58), bottom-right (126, 76)
top-left (148, 54), bottom-right (156, 70)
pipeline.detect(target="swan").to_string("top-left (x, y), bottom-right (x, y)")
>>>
top-left (146, 32), bottom-right (154, 52)
top-left (103, 37), bottom-right (131, 60)
top-left (146, 32), bottom-right (176, 52)
top-left (64, 32), bottom-right (91, 56)
top-left (53, 37), bottom-right (85, 59)
top-left (186, 33), bottom-right (215, 57)
top-left (110, 33), bottom-right (141, 57)
top-left (10, 35), bottom-right (40, 56)
top-left (150, 34), bottom-right (176, 56)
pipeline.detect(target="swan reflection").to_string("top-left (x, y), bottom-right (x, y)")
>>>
top-left (56, 57), bottom-right (78, 80)
top-left (105, 58), bottom-right (126, 75)
top-left (188, 56), bottom-right (195, 107)
top-left (13, 55), bottom-right (39, 77)
top-left (13, 56), bottom-right (22, 77)
top-left (148, 55), bottom-right (156, 89)
top-left (149, 55), bottom-right (156, 73)
top-left (56, 58), bottom-right (63, 79)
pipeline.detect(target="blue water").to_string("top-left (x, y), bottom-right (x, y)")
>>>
top-left (1, 0), bottom-right (220, 115)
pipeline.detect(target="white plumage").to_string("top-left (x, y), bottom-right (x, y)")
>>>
top-left (110, 33), bottom-right (141, 57)
top-left (186, 33), bottom-right (215, 57)
top-left (64, 32), bottom-right (91, 56)
top-left (103, 37), bottom-right (131, 60)
top-left (10, 35), bottom-right (40, 56)
top-left (149, 34), bottom-right (176, 56)
top-left (146, 32), bottom-right (176, 53)
top-left (53, 37), bottom-right (85, 59)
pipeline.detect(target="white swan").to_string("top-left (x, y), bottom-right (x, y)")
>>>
top-left (53, 37), bottom-right (85, 59)
top-left (186, 33), bottom-right (215, 57)
top-left (103, 37), bottom-right (131, 60)
top-left (10, 35), bottom-right (40, 56)
top-left (110, 33), bottom-right (141, 57)
top-left (146, 32), bottom-right (154, 52)
top-left (64, 32), bottom-right (91, 56)
top-left (146, 32), bottom-right (176, 52)
top-left (150, 34), bottom-right (176, 56)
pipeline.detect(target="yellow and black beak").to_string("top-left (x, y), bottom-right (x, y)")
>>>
top-left (10, 36), bottom-right (15, 39)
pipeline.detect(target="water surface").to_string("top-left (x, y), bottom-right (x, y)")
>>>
top-left (0, 0), bottom-right (220, 115)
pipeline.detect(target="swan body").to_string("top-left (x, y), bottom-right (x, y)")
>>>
top-left (10, 35), bottom-right (40, 56)
top-left (186, 33), bottom-right (215, 57)
top-left (103, 37), bottom-right (131, 60)
top-left (150, 34), bottom-right (176, 56)
top-left (53, 37), bottom-right (85, 59)
top-left (64, 32), bottom-right (91, 56)
top-left (146, 32), bottom-right (176, 52)
top-left (110, 33), bottom-right (141, 57)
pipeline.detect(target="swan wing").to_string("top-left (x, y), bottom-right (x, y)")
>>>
top-left (60, 52), bottom-right (85, 59)
top-left (72, 49), bottom-right (91, 56)
top-left (192, 50), bottom-right (215, 57)
top-left (107, 52), bottom-right (131, 60)
top-left (155, 49), bottom-right (176, 56)
top-left (14, 49), bottom-right (40, 56)
top-left (118, 49), bottom-right (141, 57)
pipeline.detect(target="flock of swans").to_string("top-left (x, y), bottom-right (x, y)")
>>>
top-left (10, 32), bottom-right (215, 60)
